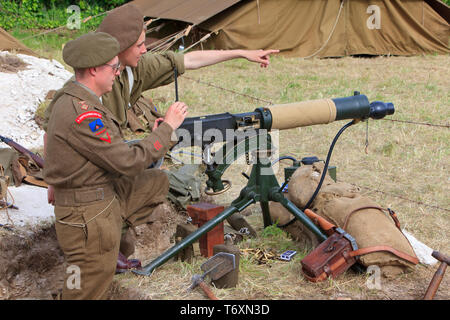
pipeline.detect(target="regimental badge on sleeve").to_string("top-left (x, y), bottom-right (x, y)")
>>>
top-left (75, 111), bottom-right (111, 144)
top-left (75, 111), bottom-right (102, 124)
top-left (89, 118), bottom-right (104, 133)
top-left (88, 118), bottom-right (111, 143)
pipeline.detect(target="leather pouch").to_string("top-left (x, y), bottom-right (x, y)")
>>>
top-left (300, 207), bottom-right (419, 282)
top-left (301, 228), bottom-right (358, 282)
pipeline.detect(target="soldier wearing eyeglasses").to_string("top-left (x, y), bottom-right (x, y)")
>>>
top-left (44, 32), bottom-right (188, 299)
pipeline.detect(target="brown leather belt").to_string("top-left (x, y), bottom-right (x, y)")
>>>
top-left (54, 184), bottom-right (116, 206)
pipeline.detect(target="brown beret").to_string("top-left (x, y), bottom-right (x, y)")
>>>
top-left (97, 4), bottom-right (144, 52)
top-left (63, 32), bottom-right (120, 69)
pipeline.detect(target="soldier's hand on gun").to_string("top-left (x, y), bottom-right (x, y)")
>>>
top-left (164, 101), bottom-right (188, 130)
top-left (242, 49), bottom-right (280, 68)
top-left (152, 118), bottom-right (164, 131)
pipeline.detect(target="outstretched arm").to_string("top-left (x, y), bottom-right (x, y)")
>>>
top-left (184, 49), bottom-right (279, 70)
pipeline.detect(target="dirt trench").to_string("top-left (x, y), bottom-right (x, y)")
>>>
top-left (0, 225), bottom-right (64, 299)
top-left (0, 202), bottom-right (187, 300)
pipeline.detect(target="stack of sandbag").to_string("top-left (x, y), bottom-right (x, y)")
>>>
top-left (270, 162), bottom-right (418, 278)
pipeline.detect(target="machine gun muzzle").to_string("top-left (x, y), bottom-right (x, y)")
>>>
top-left (368, 101), bottom-right (395, 119)
top-left (258, 93), bottom-right (394, 130)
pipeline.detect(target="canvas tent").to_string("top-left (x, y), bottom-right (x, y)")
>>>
top-left (0, 27), bottom-right (37, 56)
top-left (132, 0), bottom-right (450, 57)
top-left (131, 0), bottom-right (242, 25)
top-left (131, 0), bottom-right (243, 51)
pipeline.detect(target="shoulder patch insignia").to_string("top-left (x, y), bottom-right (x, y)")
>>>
top-left (76, 111), bottom-right (102, 124)
top-left (87, 118), bottom-right (111, 143)
top-left (79, 100), bottom-right (90, 110)
top-left (89, 118), bottom-right (104, 133)
top-left (99, 132), bottom-right (112, 144)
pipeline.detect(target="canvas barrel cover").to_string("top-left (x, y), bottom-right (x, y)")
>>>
top-left (200, 0), bottom-right (450, 57)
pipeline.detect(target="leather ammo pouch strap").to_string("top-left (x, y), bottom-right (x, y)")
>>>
top-left (17, 157), bottom-right (48, 188)
top-left (301, 206), bottom-right (419, 282)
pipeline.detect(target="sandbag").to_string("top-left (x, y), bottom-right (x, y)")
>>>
top-left (269, 161), bottom-right (349, 249)
top-left (287, 162), bottom-right (417, 278)
top-left (288, 162), bottom-right (358, 206)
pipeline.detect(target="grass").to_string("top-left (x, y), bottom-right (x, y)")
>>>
top-left (14, 31), bottom-right (450, 300)
top-left (139, 54), bottom-right (449, 300)
top-left (10, 25), bottom-right (98, 70)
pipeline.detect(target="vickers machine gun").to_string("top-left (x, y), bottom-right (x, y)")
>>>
top-left (134, 92), bottom-right (394, 276)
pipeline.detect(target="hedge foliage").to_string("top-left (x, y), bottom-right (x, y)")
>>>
top-left (0, 0), bottom-right (131, 30)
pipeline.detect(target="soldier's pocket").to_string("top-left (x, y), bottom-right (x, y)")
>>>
top-left (84, 197), bottom-right (122, 254)
top-left (55, 207), bottom-right (87, 254)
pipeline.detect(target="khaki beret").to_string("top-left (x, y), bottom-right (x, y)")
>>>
top-left (97, 4), bottom-right (144, 52)
top-left (63, 32), bottom-right (120, 69)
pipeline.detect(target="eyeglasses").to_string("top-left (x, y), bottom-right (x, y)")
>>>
top-left (104, 61), bottom-right (121, 72)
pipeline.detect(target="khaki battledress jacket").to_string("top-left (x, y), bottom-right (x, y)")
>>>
top-left (44, 81), bottom-right (173, 188)
top-left (43, 51), bottom-right (185, 131)
top-left (44, 81), bottom-right (173, 299)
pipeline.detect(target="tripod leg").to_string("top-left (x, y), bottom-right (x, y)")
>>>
top-left (277, 197), bottom-right (327, 242)
top-left (134, 198), bottom-right (255, 276)
top-left (260, 201), bottom-right (273, 228)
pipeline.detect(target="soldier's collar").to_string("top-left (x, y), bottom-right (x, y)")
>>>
top-left (72, 80), bottom-right (102, 104)
top-left (64, 81), bottom-right (105, 111)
